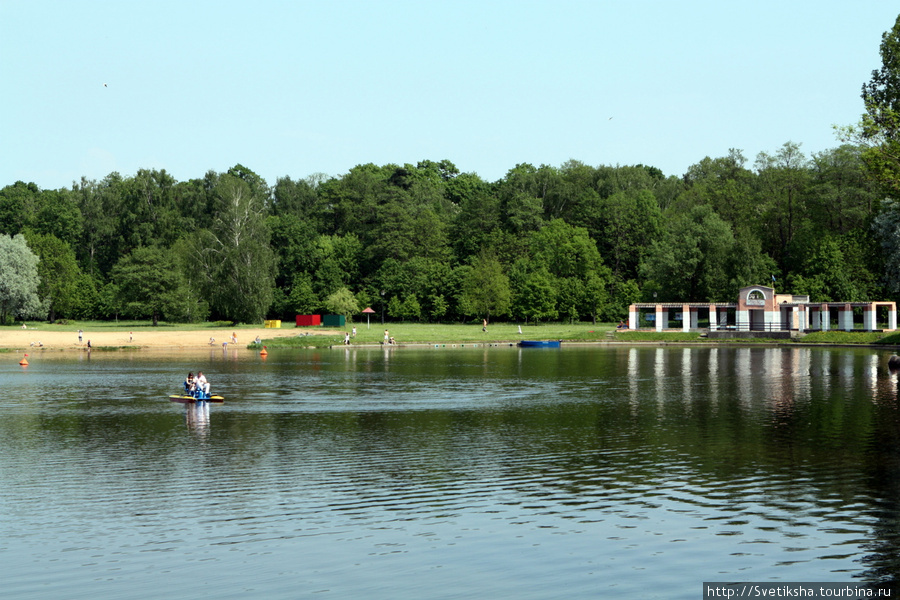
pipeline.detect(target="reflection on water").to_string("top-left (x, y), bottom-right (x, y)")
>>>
top-left (1, 345), bottom-right (899, 599)
top-left (185, 401), bottom-right (210, 435)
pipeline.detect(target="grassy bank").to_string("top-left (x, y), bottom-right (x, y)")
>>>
top-left (260, 322), bottom-right (618, 348)
top-left (264, 326), bottom-right (900, 349)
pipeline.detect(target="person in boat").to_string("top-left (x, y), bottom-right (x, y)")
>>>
top-left (184, 372), bottom-right (195, 394)
top-left (195, 371), bottom-right (209, 398)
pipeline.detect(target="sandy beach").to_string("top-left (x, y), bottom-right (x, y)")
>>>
top-left (0, 327), bottom-right (332, 351)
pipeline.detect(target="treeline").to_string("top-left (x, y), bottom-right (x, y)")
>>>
top-left (0, 141), bottom-right (891, 326)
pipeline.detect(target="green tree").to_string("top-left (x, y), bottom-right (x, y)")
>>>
top-left (387, 295), bottom-right (422, 322)
top-left (428, 294), bottom-right (449, 321)
top-left (641, 205), bottom-right (735, 302)
top-left (286, 273), bottom-right (320, 315)
top-left (852, 14), bottom-right (900, 192)
top-left (510, 264), bottom-right (558, 323)
top-left (679, 150), bottom-right (755, 227)
top-left (0, 234), bottom-right (45, 323)
top-left (323, 287), bottom-right (360, 321)
top-left (23, 232), bottom-right (83, 321)
top-left (109, 246), bottom-right (203, 325)
top-left (0, 181), bottom-right (37, 235)
top-left (457, 252), bottom-right (511, 320)
top-left (873, 198), bottom-right (900, 294)
top-left (788, 236), bottom-right (857, 302)
top-left (598, 190), bottom-right (663, 281)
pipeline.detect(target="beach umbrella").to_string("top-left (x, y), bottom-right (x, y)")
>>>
top-left (362, 307), bottom-right (375, 329)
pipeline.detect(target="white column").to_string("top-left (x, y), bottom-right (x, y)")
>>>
top-left (864, 305), bottom-right (876, 331)
top-left (820, 304), bottom-right (830, 331)
top-left (655, 305), bottom-right (664, 332)
top-left (629, 305), bottom-right (637, 329)
top-left (709, 306), bottom-right (718, 331)
top-left (890, 307), bottom-right (897, 331)
top-left (682, 305), bottom-right (690, 332)
top-left (840, 304), bottom-right (853, 331)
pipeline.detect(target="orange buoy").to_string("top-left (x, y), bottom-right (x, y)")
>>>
top-left (259, 346), bottom-right (268, 356)
top-left (19, 353), bottom-right (28, 366)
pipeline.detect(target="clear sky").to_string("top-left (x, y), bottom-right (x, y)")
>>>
top-left (2, 1), bottom-right (898, 190)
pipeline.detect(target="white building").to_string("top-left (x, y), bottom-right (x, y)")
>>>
top-left (628, 285), bottom-right (897, 336)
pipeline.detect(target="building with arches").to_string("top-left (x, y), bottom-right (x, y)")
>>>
top-left (627, 285), bottom-right (897, 337)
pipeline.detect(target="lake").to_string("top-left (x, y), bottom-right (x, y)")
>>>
top-left (1, 344), bottom-right (899, 599)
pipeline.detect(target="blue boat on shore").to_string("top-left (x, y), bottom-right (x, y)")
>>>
top-left (517, 340), bottom-right (561, 348)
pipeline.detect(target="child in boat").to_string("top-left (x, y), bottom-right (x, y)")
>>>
top-left (184, 372), bottom-right (195, 394)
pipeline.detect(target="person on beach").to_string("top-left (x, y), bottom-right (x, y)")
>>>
top-left (384, 330), bottom-right (389, 344)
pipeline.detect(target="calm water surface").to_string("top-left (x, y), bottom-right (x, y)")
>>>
top-left (2, 345), bottom-right (900, 599)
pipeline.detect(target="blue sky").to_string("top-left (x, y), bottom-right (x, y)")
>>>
top-left (2, 1), bottom-right (898, 190)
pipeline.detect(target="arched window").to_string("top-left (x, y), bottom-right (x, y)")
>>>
top-left (746, 289), bottom-right (766, 306)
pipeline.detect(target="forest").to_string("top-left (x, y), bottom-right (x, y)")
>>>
top-left (3, 16), bottom-right (900, 327)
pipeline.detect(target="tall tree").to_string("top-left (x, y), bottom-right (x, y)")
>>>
top-left (0, 234), bottom-right (45, 323)
top-left (754, 142), bottom-right (811, 274)
top-left (191, 174), bottom-right (276, 323)
top-left (856, 14), bottom-right (900, 192)
top-left (23, 232), bottom-right (83, 322)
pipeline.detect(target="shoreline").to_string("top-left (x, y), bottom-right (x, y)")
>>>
top-left (0, 327), bottom-right (331, 351)
top-left (3, 326), bottom-right (896, 354)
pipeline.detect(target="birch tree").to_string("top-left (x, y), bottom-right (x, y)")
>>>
top-left (191, 173), bottom-right (276, 323)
